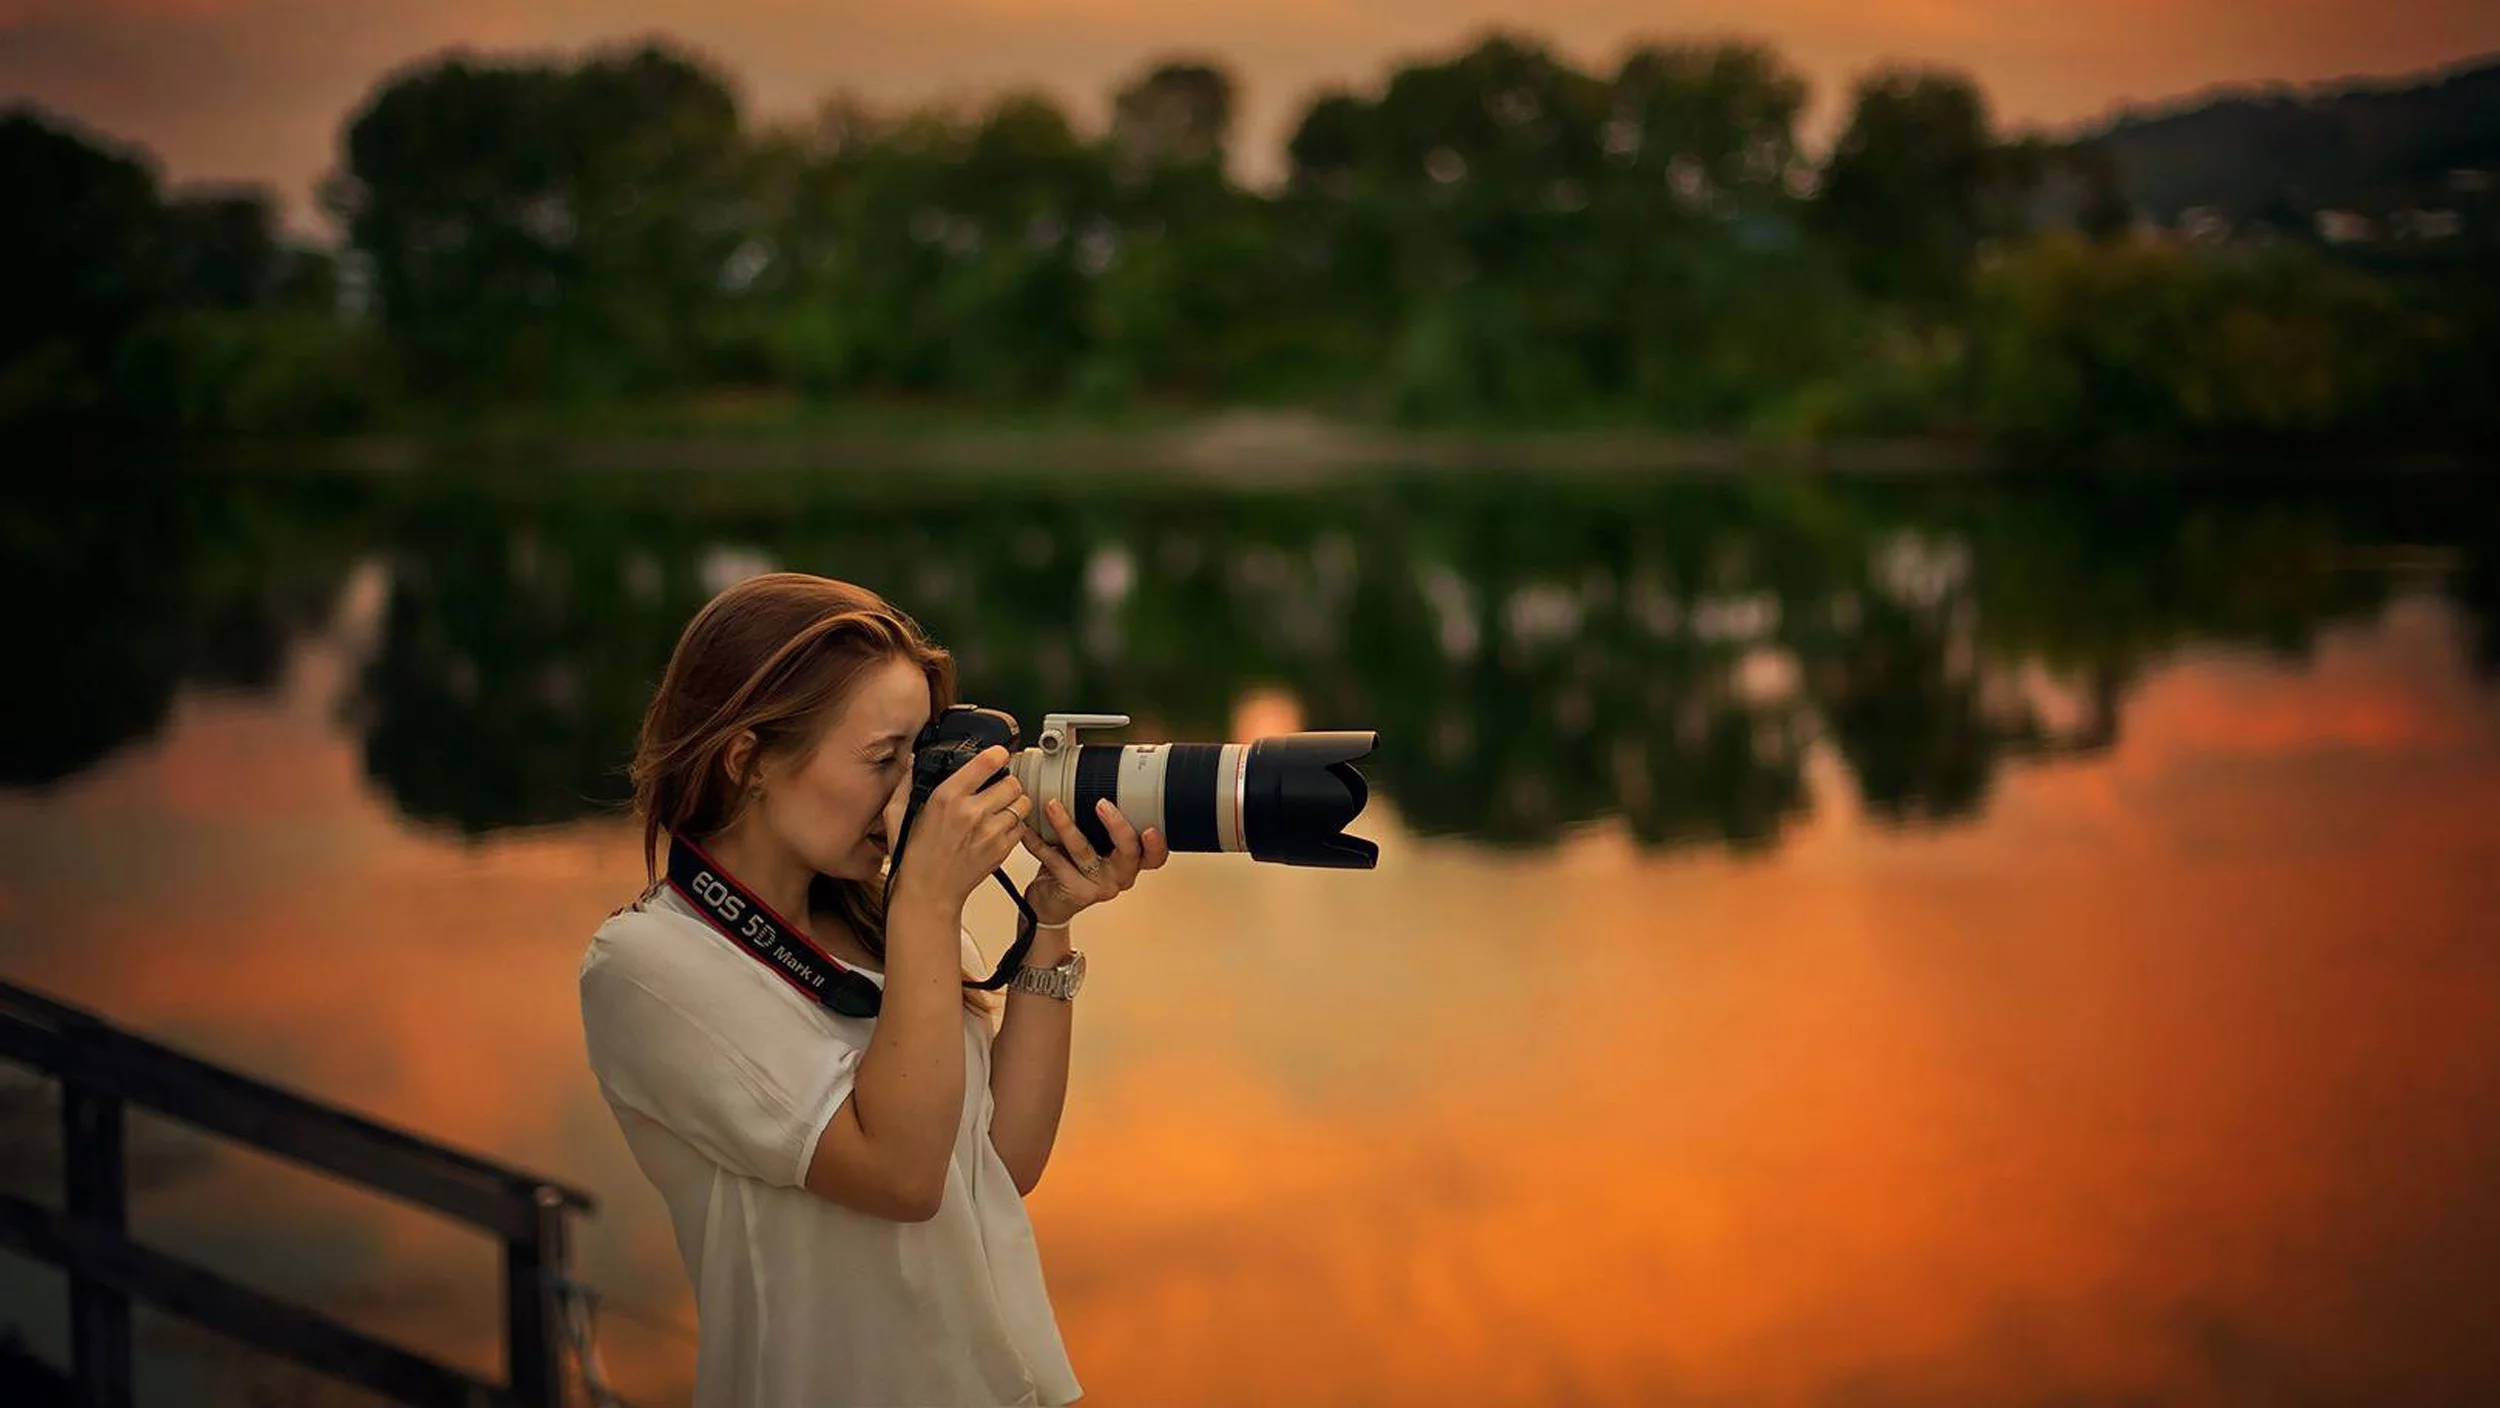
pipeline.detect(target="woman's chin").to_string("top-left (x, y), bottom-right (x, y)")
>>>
top-left (819, 845), bottom-right (884, 884)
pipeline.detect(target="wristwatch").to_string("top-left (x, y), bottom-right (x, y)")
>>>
top-left (1009, 949), bottom-right (1086, 1001)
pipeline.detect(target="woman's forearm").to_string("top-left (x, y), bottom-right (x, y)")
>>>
top-left (849, 892), bottom-right (971, 1204)
top-left (987, 925), bottom-right (1075, 1196)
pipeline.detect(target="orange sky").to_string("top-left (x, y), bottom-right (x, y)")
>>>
top-left (4, 0), bottom-right (2498, 231)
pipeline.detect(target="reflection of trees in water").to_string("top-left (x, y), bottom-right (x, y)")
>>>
top-left (9, 467), bottom-right (2467, 848)
top-left (0, 466), bottom-right (367, 788)
top-left (2443, 501), bottom-right (2500, 679)
top-left (1308, 482), bottom-right (1822, 849)
top-left (353, 489), bottom-right (696, 833)
top-left (342, 473), bottom-right (2422, 850)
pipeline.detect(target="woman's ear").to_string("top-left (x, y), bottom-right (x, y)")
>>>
top-left (721, 728), bottom-right (759, 790)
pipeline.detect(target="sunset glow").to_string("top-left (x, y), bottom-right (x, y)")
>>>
top-left (4, 0), bottom-right (2496, 228)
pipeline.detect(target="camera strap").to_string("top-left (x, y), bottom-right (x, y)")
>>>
top-left (666, 834), bottom-right (887, 1017)
top-left (667, 831), bottom-right (1036, 1020)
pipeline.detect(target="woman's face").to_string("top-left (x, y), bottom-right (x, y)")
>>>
top-left (752, 654), bottom-right (931, 883)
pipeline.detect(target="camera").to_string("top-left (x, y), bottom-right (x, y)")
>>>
top-left (910, 706), bottom-right (1379, 869)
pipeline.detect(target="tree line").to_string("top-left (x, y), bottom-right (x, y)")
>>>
top-left (4, 32), bottom-right (2492, 445)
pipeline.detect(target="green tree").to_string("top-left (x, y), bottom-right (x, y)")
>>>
top-left (1280, 33), bottom-right (1619, 418)
top-left (163, 189), bottom-right (296, 310)
top-left (1089, 60), bottom-right (1318, 401)
top-left (1967, 235), bottom-right (2437, 440)
top-left (328, 39), bottom-right (744, 401)
top-left (780, 91), bottom-right (1113, 398)
top-left (0, 109), bottom-right (165, 419)
top-left (1814, 68), bottom-right (2006, 304)
top-left (1, 109), bottom-right (358, 429)
top-left (1609, 41), bottom-right (1809, 207)
top-left (1596, 43), bottom-right (1852, 425)
top-left (1109, 61), bottom-right (1233, 177)
top-left (1273, 35), bottom-right (1853, 425)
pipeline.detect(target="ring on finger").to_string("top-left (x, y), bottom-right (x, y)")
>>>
top-left (1002, 796), bottom-right (1030, 822)
top-left (1076, 854), bottom-right (1105, 878)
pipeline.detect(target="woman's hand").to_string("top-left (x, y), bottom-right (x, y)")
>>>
top-left (1020, 797), bottom-right (1170, 928)
top-left (887, 745), bottom-right (1031, 917)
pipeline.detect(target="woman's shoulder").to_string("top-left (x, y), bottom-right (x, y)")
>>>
top-left (582, 884), bottom-right (873, 1046)
top-left (583, 883), bottom-right (740, 994)
top-left (591, 879), bottom-right (683, 942)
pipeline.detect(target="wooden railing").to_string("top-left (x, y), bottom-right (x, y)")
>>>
top-left (0, 978), bottom-right (597, 1407)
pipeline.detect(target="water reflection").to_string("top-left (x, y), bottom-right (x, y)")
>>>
top-left (0, 468), bottom-right (368, 789)
top-left (2, 558), bottom-right (2497, 1403)
top-left (9, 466), bottom-right (2483, 855)
top-left (7, 465), bottom-right (2500, 1404)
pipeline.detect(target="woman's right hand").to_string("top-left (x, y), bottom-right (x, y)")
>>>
top-left (886, 745), bottom-right (1028, 917)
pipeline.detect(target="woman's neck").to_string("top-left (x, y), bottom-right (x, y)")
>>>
top-left (694, 821), bottom-right (880, 971)
top-left (698, 820), bottom-right (817, 937)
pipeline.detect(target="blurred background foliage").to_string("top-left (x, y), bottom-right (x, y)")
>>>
top-left (3, 31), bottom-right (2495, 446)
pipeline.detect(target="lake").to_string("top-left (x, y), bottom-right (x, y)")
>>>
top-left (4, 461), bottom-right (2499, 1404)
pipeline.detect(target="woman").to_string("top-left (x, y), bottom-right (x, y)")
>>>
top-left (580, 572), bottom-right (1164, 1406)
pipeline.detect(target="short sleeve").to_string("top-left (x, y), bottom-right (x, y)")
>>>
top-left (581, 917), bottom-right (866, 1188)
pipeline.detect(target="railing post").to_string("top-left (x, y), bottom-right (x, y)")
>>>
top-left (505, 1184), bottom-right (570, 1406)
top-left (62, 1082), bottom-right (134, 1408)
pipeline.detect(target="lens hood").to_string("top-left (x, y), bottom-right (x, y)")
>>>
top-left (1242, 731), bottom-right (1380, 869)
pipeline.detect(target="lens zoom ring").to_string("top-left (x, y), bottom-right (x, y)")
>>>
top-left (1071, 746), bottom-right (1124, 854)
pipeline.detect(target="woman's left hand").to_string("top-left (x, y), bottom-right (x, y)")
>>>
top-left (1021, 797), bottom-right (1168, 927)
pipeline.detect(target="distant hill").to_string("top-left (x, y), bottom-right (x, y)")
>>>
top-left (2074, 55), bottom-right (2500, 239)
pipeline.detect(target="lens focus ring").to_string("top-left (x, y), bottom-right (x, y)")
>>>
top-left (1071, 746), bottom-right (1123, 854)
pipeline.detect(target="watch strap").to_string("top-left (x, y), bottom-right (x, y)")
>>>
top-left (1010, 952), bottom-right (1083, 1000)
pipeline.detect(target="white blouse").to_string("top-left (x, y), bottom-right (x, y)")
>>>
top-left (579, 882), bottom-right (1082, 1407)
